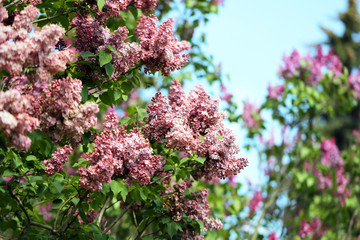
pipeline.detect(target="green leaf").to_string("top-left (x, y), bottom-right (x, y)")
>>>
top-left (26, 155), bottom-right (37, 162)
top-left (110, 180), bottom-right (128, 201)
top-left (81, 51), bottom-right (96, 58)
top-left (119, 116), bottom-right (131, 125)
top-left (97, 0), bottom-right (105, 11)
top-left (52, 181), bottom-right (64, 193)
top-left (52, 199), bottom-right (63, 209)
top-left (72, 158), bottom-right (88, 168)
top-left (131, 75), bottom-right (140, 87)
top-left (81, 85), bottom-right (88, 103)
top-left (99, 49), bottom-right (112, 67)
top-left (105, 63), bottom-right (114, 79)
top-left (3, 169), bottom-right (16, 177)
top-left (107, 45), bottom-right (118, 55)
top-left (194, 157), bottom-right (206, 164)
top-left (167, 222), bottom-right (182, 238)
top-left (139, 188), bottom-right (147, 201)
top-left (180, 157), bottom-right (190, 166)
top-left (127, 106), bottom-right (137, 115)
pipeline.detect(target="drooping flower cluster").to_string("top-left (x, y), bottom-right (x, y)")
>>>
top-left (0, 89), bottom-right (39, 150)
top-left (43, 145), bottom-right (73, 175)
top-left (220, 84), bottom-right (233, 103)
top-left (334, 167), bottom-right (350, 205)
top-left (163, 181), bottom-right (222, 239)
top-left (279, 46), bottom-right (342, 85)
top-left (314, 169), bottom-right (332, 190)
top-left (243, 101), bottom-right (261, 129)
top-left (268, 232), bottom-right (279, 240)
top-left (79, 112), bottom-right (163, 191)
top-left (267, 84), bottom-right (284, 100)
top-left (0, 5), bottom-right (73, 82)
top-left (348, 71), bottom-right (360, 99)
top-left (248, 190), bottom-right (263, 213)
top-left (320, 138), bottom-right (344, 168)
top-left (145, 79), bottom-right (247, 180)
top-left (299, 217), bottom-right (325, 239)
top-left (32, 77), bottom-right (99, 144)
top-left (135, 15), bottom-right (191, 76)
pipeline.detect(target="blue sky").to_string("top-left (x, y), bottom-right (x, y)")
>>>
top-left (200, 0), bottom-right (348, 184)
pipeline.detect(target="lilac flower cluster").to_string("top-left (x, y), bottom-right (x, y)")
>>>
top-left (0, 90), bottom-right (39, 150)
top-left (248, 190), bottom-right (263, 213)
top-left (318, 138), bottom-right (350, 205)
top-left (146, 79), bottom-right (247, 180)
top-left (348, 71), bottom-right (360, 99)
top-left (279, 46), bottom-right (342, 85)
top-left (163, 181), bottom-right (222, 239)
top-left (79, 112), bottom-right (164, 191)
top-left (43, 145), bottom-right (73, 175)
top-left (243, 101), bottom-right (261, 129)
top-left (135, 15), bottom-right (191, 76)
top-left (267, 84), bottom-right (285, 100)
top-left (32, 77), bottom-right (99, 144)
top-left (299, 217), bottom-right (324, 239)
top-left (0, 5), bottom-right (73, 82)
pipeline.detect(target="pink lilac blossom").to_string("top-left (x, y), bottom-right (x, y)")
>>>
top-left (279, 46), bottom-right (342, 85)
top-left (248, 190), bottom-right (263, 213)
top-left (299, 217), bottom-right (325, 239)
top-left (0, 89), bottom-right (39, 150)
top-left (145, 79), bottom-right (247, 180)
top-left (320, 138), bottom-right (344, 168)
top-left (135, 15), bottom-right (190, 76)
top-left (0, 6), bottom-right (69, 83)
top-left (79, 112), bottom-right (163, 191)
top-left (32, 77), bottom-right (98, 144)
top-left (43, 145), bottom-right (73, 175)
top-left (268, 232), bottom-right (279, 240)
top-left (348, 71), bottom-right (360, 99)
top-left (314, 169), bottom-right (332, 190)
top-left (267, 84), bottom-right (285, 99)
top-left (220, 84), bottom-right (232, 103)
top-left (164, 181), bottom-right (222, 238)
top-left (243, 101), bottom-right (261, 129)
top-left (335, 166), bottom-right (350, 205)
top-left (38, 202), bottom-right (52, 221)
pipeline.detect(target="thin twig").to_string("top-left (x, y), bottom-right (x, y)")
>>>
top-left (135, 218), bottom-right (155, 240)
top-left (102, 203), bottom-right (133, 234)
top-left (53, 194), bottom-right (77, 230)
top-left (32, 11), bottom-right (75, 24)
top-left (4, 0), bottom-right (21, 8)
top-left (97, 196), bottom-right (110, 227)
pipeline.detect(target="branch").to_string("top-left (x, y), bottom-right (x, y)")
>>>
top-left (97, 196), bottom-right (110, 227)
top-left (135, 218), bottom-right (155, 240)
top-left (32, 11), bottom-right (75, 24)
top-left (102, 202), bottom-right (133, 234)
top-left (4, 0), bottom-right (21, 8)
top-left (53, 194), bottom-right (77, 230)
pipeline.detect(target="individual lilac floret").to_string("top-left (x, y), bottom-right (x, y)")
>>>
top-left (135, 15), bottom-right (191, 76)
top-left (79, 112), bottom-right (164, 191)
top-left (279, 46), bottom-right (342, 85)
top-left (146, 79), bottom-right (248, 180)
top-left (43, 145), bottom-right (73, 175)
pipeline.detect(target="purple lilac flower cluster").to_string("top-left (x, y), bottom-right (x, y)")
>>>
top-left (145, 79), bottom-right (247, 180)
top-left (43, 145), bottom-right (73, 175)
top-left (279, 46), bottom-right (342, 85)
top-left (32, 77), bottom-right (99, 144)
top-left (163, 181), bottom-right (222, 239)
top-left (79, 112), bottom-right (164, 191)
top-left (299, 217), bottom-right (325, 239)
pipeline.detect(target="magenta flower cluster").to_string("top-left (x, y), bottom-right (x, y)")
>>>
top-left (248, 190), bottom-right (263, 213)
top-left (79, 112), bottom-right (164, 191)
top-left (267, 84), bottom-right (285, 100)
top-left (43, 145), bottom-right (73, 175)
top-left (299, 217), bottom-right (324, 239)
top-left (243, 101), bottom-right (261, 129)
top-left (32, 77), bottom-right (99, 144)
top-left (135, 15), bottom-right (191, 76)
top-left (320, 138), bottom-right (344, 168)
top-left (145, 79), bottom-right (247, 180)
top-left (0, 5), bottom-right (73, 82)
top-left (279, 46), bottom-right (342, 85)
top-left (164, 181), bottom-right (222, 239)
top-left (0, 90), bottom-right (39, 150)
top-left (348, 71), bottom-right (360, 99)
